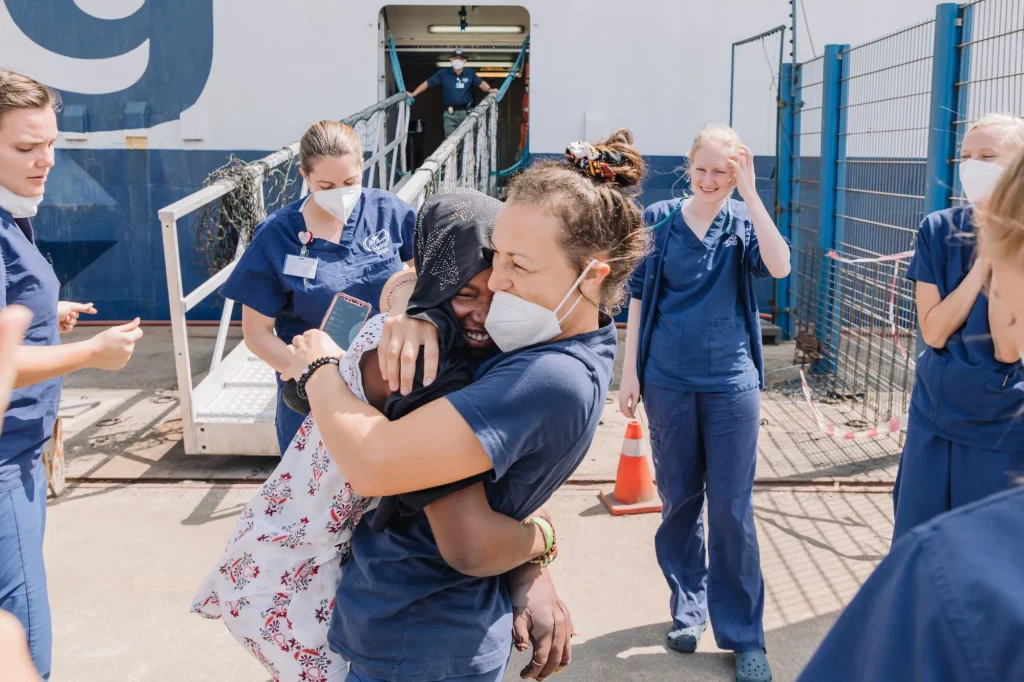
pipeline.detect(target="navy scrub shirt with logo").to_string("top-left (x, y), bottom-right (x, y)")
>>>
top-left (220, 188), bottom-right (416, 453)
top-left (329, 318), bottom-right (618, 682)
top-left (427, 67), bottom-right (482, 109)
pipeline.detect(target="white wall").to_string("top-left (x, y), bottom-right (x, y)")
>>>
top-left (2, 0), bottom-right (946, 155)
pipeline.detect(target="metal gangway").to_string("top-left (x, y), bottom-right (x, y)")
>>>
top-left (159, 93), bottom-right (499, 455)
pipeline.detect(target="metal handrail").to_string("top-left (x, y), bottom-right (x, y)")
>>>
top-left (397, 94), bottom-right (498, 208)
top-left (158, 93), bottom-right (410, 454)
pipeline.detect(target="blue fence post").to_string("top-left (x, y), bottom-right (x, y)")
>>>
top-left (815, 44), bottom-right (848, 373)
top-left (919, 3), bottom-right (963, 356)
top-left (776, 63), bottom-right (796, 339)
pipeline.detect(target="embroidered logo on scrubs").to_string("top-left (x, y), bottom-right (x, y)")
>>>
top-left (362, 229), bottom-right (392, 257)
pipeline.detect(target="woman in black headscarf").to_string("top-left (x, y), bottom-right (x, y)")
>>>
top-left (195, 189), bottom-right (570, 682)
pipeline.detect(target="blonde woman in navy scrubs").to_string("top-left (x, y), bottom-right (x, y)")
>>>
top-left (619, 125), bottom-right (791, 682)
top-left (220, 120), bottom-right (416, 454)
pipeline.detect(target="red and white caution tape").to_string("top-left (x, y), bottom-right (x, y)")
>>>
top-left (824, 250), bottom-right (915, 264)
top-left (799, 370), bottom-right (908, 440)
top-left (825, 250), bottom-right (916, 358)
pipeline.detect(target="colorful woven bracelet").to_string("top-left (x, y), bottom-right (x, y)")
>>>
top-left (525, 516), bottom-right (557, 567)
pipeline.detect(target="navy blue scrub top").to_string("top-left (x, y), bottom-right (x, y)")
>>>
top-left (220, 187), bottom-right (416, 346)
top-left (328, 317), bottom-right (617, 682)
top-left (427, 67), bottom-right (482, 108)
top-left (906, 205), bottom-right (1024, 450)
top-left (797, 484), bottom-right (1024, 682)
top-left (647, 201), bottom-right (761, 391)
top-left (0, 207), bottom-right (62, 489)
top-left (645, 201), bottom-right (759, 392)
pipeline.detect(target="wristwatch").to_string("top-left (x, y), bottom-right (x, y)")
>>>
top-left (296, 356), bottom-right (340, 400)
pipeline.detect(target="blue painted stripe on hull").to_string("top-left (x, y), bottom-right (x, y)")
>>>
top-left (35, 151), bottom-right (900, 322)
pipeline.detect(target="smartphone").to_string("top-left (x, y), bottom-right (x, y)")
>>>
top-left (320, 293), bottom-right (372, 351)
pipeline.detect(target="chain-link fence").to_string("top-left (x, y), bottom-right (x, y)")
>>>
top-left (784, 0), bottom-right (1022, 426)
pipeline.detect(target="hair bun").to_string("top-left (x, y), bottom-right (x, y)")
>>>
top-left (564, 129), bottom-right (644, 190)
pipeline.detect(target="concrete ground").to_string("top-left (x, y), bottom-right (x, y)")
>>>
top-left (39, 325), bottom-right (902, 681)
top-left (46, 483), bottom-right (892, 682)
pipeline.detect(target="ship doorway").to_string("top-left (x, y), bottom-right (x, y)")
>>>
top-left (382, 5), bottom-right (529, 174)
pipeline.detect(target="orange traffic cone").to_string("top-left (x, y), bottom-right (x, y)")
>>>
top-left (599, 420), bottom-right (663, 516)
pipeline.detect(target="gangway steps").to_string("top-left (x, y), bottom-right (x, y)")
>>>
top-left (190, 341), bottom-right (279, 454)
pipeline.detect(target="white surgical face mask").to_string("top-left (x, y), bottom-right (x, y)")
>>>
top-left (0, 185), bottom-right (43, 219)
top-left (959, 159), bottom-right (1004, 203)
top-left (314, 185), bottom-right (361, 224)
top-left (452, 60), bottom-right (465, 70)
top-left (484, 259), bottom-right (599, 352)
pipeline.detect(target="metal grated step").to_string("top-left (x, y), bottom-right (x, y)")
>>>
top-left (195, 350), bottom-right (277, 424)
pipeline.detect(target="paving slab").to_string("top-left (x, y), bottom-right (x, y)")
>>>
top-left (44, 484), bottom-right (893, 682)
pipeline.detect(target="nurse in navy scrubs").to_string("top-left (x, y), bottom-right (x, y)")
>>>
top-left (796, 143), bottom-right (1024, 682)
top-left (618, 125), bottom-right (791, 682)
top-left (890, 113), bottom-right (1024, 543)
top-left (281, 130), bottom-right (649, 682)
top-left (0, 69), bottom-right (144, 680)
top-left (220, 120), bottom-right (416, 454)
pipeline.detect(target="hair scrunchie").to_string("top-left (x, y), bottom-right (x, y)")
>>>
top-left (565, 141), bottom-right (625, 181)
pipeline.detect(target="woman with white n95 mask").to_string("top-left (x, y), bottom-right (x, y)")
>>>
top-left (279, 130), bottom-right (649, 682)
top-left (890, 112), bottom-right (1024, 544)
top-left (796, 142), bottom-right (1024, 682)
top-left (219, 120), bottom-right (418, 455)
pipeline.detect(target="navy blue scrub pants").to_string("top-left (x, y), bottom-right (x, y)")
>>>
top-left (275, 387), bottom-right (307, 455)
top-left (644, 383), bottom-right (765, 652)
top-left (0, 466), bottom-right (51, 679)
top-left (891, 419), bottom-right (1024, 544)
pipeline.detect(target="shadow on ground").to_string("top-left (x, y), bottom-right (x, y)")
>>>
top-left (502, 613), bottom-right (840, 682)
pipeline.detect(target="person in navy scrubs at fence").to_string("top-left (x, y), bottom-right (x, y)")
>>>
top-left (618, 125), bottom-right (791, 682)
top-left (220, 119), bottom-right (417, 454)
top-left (796, 142), bottom-right (1024, 682)
top-left (408, 49), bottom-right (496, 137)
top-left (0, 69), bottom-right (143, 680)
top-left (891, 113), bottom-right (1024, 544)
top-left (279, 130), bottom-right (649, 682)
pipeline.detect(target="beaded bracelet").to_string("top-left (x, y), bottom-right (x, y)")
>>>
top-left (296, 356), bottom-right (340, 400)
top-left (525, 516), bottom-right (558, 567)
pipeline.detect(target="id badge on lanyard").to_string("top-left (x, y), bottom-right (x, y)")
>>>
top-left (284, 230), bottom-right (318, 284)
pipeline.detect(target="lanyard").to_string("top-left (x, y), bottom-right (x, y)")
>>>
top-left (651, 198), bottom-right (735, 236)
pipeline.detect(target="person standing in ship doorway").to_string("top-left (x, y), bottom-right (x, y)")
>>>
top-left (407, 49), bottom-right (496, 137)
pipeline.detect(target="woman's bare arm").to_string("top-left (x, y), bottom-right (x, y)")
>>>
top-left (425, 484), bottom-right (547, 577)
top-left (241, 306), bottom-right (293, 374)
top-left (917, 258), bottom-right (989, 349)
top-left (304, 361), bottom-right (492, 496)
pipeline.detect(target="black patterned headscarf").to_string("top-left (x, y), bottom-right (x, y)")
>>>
top-left (404, 187), bottom-right (499, 315)
top-left (371, 188), bottom-right (501, 533)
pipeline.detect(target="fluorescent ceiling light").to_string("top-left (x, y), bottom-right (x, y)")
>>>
top-left (477, 71), bottom-right (510, 78)
top-left (436, 60), bottom-right (515, 68)
top-left (428, 25), bottom-right (524, 34)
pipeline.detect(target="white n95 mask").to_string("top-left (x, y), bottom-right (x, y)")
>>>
top-left (484, 259), bottom-right (599, 352)
top-left (0, 185), bottom-right (43, 218)
top-left (314, 185), bottom-right (361, 224)
top-left (959, 159), bottom-right (1004, 203)
top-left (452, 60), bottom-right (466, 70)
